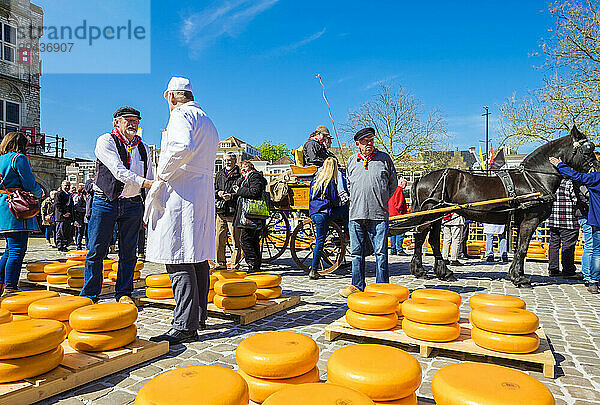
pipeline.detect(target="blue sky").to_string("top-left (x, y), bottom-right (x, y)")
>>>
top-left (36, 0), bottom-right (554, 159)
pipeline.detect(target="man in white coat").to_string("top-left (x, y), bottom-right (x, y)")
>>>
top-left (147, 77), bottom-right (218, 344)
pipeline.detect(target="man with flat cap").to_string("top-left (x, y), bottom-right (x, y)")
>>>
top-left (80, 106), bottom-right (154, 304)
top-left (147, 77), bottom-right (218, 344)
top-left (303, 125), bottom-right (336, 167)
top-left (340, 127), bottom-right (397, 297)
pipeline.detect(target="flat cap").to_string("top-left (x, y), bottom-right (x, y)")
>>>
top-left (113, 106), bottom-right (141, 120)
top-left (354, 127), bottom-right (375, 141)
top-left (316, 125), bottom-right (330, 136)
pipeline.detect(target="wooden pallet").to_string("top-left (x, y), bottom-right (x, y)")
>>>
top-left (18, 279), bottom-right (146, 296)
top-left (324, 317), bottom-right (556, 378)
top-left (137, 295), bottom-right (301, 325)
top-left (0, 338), bottom-right (169, 405)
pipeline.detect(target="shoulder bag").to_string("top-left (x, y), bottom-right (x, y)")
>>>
top-left (0, 154), bottom-right (40, 220)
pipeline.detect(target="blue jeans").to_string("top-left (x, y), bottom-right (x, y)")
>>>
top-left (0, 231), bottom-right (28, 289)
top-left (578, 218), bottom-right (593, 281)
top-left (80, 195), bottom-right (143, 301)
top-left (590, 226), bottom-right (600, 284)
top-left (44, 225), bottom-right (54, 242)
top-left (309, 206), bottom-right (347, 272)
top-left (389, 233), bottom-right (405, 253)
top-left (349, 219), bottom-right (389, 291)
top-left (74, 225), bottom-right (85, 249)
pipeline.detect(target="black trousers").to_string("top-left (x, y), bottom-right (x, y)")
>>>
top-left (55, 221), bottom-right (73, 250)
top-left (458, 222), bottom-right (469, 256)
top-left (137, 224), bottom-right (146, 255)
top-left (240, 228), bottom-right (262, 271)
top-left (548, 227), bottom-right (579, 275)
top-left (166, 261), bottom-right (209, 331)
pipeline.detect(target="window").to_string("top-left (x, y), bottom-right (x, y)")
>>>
top-left (0, 100), bottom-right (20, 137)
top-left (69, 175), bottom-right (77, 183)
top-left (1, 23), bottom-right (16, 63)
top-left (215, 159), bottom-right (222, 173)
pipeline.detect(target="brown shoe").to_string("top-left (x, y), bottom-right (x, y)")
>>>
top-left (118, 296), bottom-right (136, 306)
top-left (339, 285), bottom-right (360, 298)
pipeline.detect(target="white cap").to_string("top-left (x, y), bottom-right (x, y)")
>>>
top-left (164, 76), bottom-right (193, 99)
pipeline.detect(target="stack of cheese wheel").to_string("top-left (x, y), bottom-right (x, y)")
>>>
top-left (25, 261), bottom-right (57, 282)
top-left (327, 344), bottom-right (421, 404)
top-left (28, 296), bottom-right (93, 338)
top-left (526, 241), bottom-right (546, 260)
top-left (213, 279), bottom-right (257, 310)
top-left (66, 250), bottom-right (87, 261)
top-left (214, 270), bottom-right (247, 280)
top-left (102, 260), bottom-right (117, 280)
top-left (346, 292), bottom-right (398, 331)
top-left (365, 283), bottom-right (409, 318)
top-left (68, 302), bottom-right (137, 351)
top-left (432, 362), bottom-right (554, 405)
top-left (469, 294), bottom-right (538, 353)
top-left (145, 274), bottom-right (173, 300)
top-left (263, 383), bottom-right (373, 405)
top-left (136, 365), bottom-right (249, 405)
top-left (66, 265), bottom-right (86, 288)
top-left (236, 331), bottom-right (319, 404)
top-left (0, 290), bottom-right (58, 321)
top-left (108, 261), bottom-right (143, 282)
top-left (245, 273), bottom-right (282, 300)
top-left (44, 261), bottom-right (79, 285)
top-left (466, 241), bottom-right (484, 257)
top-left (0, 309), bottom-right (12, 324)
top-left (208, 274), bottom-right (217, 303)
top-left (401, 292), bottom-right (460, 342)
top-left (575, 244), bottom-right (583, 263)
top-left (0, 319), bottom-right (66, 382)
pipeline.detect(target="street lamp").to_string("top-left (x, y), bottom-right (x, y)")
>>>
top-left (482, 106), bottom-right (490, 175)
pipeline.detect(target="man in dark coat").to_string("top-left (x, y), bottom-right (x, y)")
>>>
top-left (54, 180), bottom-right (74, 252)
top-left (214, 153), bottom-right (242, 269)
top-left (303, 125), bottom-right (336, 167)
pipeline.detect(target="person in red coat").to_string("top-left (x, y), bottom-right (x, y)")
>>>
top-left (389, 178), bottom-right (408, 255)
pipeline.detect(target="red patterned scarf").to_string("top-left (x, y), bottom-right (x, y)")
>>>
top-left (357, 149), bottom-right (378, 169)
top-left (112, 127), bottom-right (141, 165)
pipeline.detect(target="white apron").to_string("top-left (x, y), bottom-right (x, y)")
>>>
top-left (145, 101), bottom-right (218, 264)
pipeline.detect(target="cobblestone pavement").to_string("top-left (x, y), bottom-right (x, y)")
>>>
top-left (9, 237), bottom-right (600, 404)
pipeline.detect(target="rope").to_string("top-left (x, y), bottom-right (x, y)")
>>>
top-left (315, 74), bottom-right (348, 164)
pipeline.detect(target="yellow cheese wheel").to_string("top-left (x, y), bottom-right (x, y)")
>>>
top-left (12, 314), bottom-right (31, 321)
top-left (471, 326), bottom-right (539, 353)
top-left (107, 271), bottom-right (118, 281)
top-left (238, 366), bottom-right (320, 403)
top-left (365, 283), bottom-right (409, 302)
top-left (145, 274), bottom-right (172, 288)
top-left (327, 344), bottom-right (422, 401)
top-left (146, 287), bottom-right (174, 299)
top-left (527, 253), bottom-right (547, 260)
top-left (411, 289), bottom-right (461, 306)
top-left (0, 309), bottom-right (12, 324)
top-left (69, 324), bottom-right (137, 351)
top-left (402, 298), bottom-right (459, 325)
top-left (213, 294), bottom-right (257, 310)
top-left (27, 272), bottom-right (47, 281)
top-left (111, 261), bottom-right (144, 272)
top-left (70, 302), bottom-right (137, 332)
top-left (44, 262), bottom-right (76, 275)
top-left (208, 289), bottom-right (216, 303)
top-left (348, 292), bottom-right (398, 315)
top-left (66, 251), bottom-right (87, 260)
top-left (396, 303), bottom-right (403, 317)
top-left (47, 274), bottom-right (69, 284)
top-left (62, 320), bottom-right (72, 337)
top-left (210, 274), bottom-right (218, 289)
top-left (28, 296), bottom-right (93, 321)
top-left (432, 362), bottom-right (554, 405)
top-left (236, 331), bottom-right (319, 379)
top-left (103, 259), bottom-right (116, 270)
top-left (214, 279), bottom-right (257, 297)
top-left (470, 306), bottom-right (539, 335)
top-left (263, 383), bottom-right (373, 405)
top-left (374, 393), bottom-right (417, 404)
top-left (469, 294), bottom-right (526, 310)
top-left (214, 270), bottom-right (247, 281)
top-left (245, 273), bottom-right (282, 288)
top-left (135, 365), bottom-right (249, 405)
top-left (65, 259), bottom-right (85, 267)
top-left (401, 318), bottom-right (460, 342)
top-left (67, 277), bottom-right (85, 288)
top-left (346, 309), bottom-right (398, 331)
top-left (0, 345), bottom-right (64, 383)
top-left (111, 262), bottom-right (118, 272)
top-left (255, 286), bottom-right (282, 300)
top-left (0, 290), bottom-right (59, 313)
top-left (67, 266), bottom-right (85, 277)
top-left (0, 319), bottom-right (65, 359)
top-left (133, 271), bottom-right (141, 280)
top-left (26, 261), bottom-right (58, 273)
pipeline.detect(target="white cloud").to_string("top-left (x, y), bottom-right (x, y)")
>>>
top-left (181, 0), bottom-right (280, 55)
top-left (365, 75), bottom-right (399, 90)
top-left (270, 28), bottom-right (326, 54)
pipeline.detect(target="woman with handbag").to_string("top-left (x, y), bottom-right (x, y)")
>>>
top-left (0, 132), bottom-right (43, 296)
top-left (233, 161), bottom-right (267, 272)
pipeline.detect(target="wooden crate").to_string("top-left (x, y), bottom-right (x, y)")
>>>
top-left (0, 338), bottom-right (169, 405)
top-left (324, 316), bottom-right (556, 378)
top-left (288, 183), bottom-right (310, 211)
top-left (137, 295), bottom-right (301, 325)
top-left (18, 279), bottom-right (146, 296)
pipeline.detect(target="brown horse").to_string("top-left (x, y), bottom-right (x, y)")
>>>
top-left (397, 126), bottom-right (599, 287)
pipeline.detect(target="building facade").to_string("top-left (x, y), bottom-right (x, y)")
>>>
top-left (215, 136), bottom-right (261, 172)
top-left (65, 159), bottom-right (95, 186)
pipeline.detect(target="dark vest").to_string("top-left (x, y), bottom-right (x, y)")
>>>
top-left (94, 133), bottom-right (148, 202)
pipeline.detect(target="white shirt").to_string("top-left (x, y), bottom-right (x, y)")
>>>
top-left (93, 133), bottom-right (154, 198)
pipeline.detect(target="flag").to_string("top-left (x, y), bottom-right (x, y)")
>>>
top-left (490, 148), bottom-right (506, 170)
top-left (479, 145), bottom-right (486, 170)
top-left (489, 141), bottom-right (494, 166)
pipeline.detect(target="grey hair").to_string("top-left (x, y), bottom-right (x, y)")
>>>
top-left (168, 90), bottom-right (194, 103)
top-left (224, 152), bottom-right (237, 160)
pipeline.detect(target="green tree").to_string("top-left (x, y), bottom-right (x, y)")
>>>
top-left (256, 141), bottom-right (290, 163)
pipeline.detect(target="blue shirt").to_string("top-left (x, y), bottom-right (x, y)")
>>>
top-left (309, 178), bottom-right (340, 217)
top-left (557, 162), bottom-right (600, 227)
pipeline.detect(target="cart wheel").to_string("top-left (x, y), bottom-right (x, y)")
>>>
top-left (260, 211), bottom-right (290, 262)
top-left (290, 218), bottom-right (346, 275)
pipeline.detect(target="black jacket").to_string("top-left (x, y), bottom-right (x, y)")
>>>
top-left (234, 170), bottom-right (268, 228)
top-left (303, 138), bottom-right (335, 167)
top-left (215, 165), bottom-right (242, 216)
top-left (54, 189), bottom-right (73, 222)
